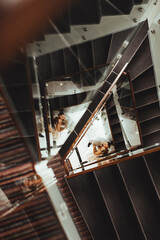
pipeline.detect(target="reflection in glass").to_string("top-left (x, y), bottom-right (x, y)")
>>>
top-left (112, 73), bottom-right (141, 148)
top-left (0, 173), bottom-right (45, 217)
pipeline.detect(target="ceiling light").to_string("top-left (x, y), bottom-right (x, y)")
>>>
top-left (117, 53), bottom-right (122, 60)
top-left (122, 40), bottom-right (129, 48)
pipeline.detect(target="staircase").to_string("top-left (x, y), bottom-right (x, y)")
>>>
top-left (0, 192), bottom-right (68, 240)
top-left (66, 155), bottom-right (160, 239)
top-left (2, 1), bottom-right (159, 240)
top-left (47, 19), bottom-right (160, 240)
top-left (0, 86), bottom-right (68, 240)
top-left (58, 20), bottom-right (150, 159)
top-left (35, 0), bottom-right (149, 40)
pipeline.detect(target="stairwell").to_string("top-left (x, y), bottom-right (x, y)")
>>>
top-left (47, 19), bottom-right (160, 240)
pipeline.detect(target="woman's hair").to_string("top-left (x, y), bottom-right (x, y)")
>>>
top-left (101, 148), bottom-right (109, 156)
top-left (58, 112), bottom-right (64, 116)
top-left (28, 174), bottom-right (42, 191)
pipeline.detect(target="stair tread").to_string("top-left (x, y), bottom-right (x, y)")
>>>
top-left (134, 84), bottom-right (156, 95)
top-left (137, 100), bottom-right (159, 109)
top-left (139, 114), bottom-right (160, 124)
top-left (131, 64), bottom-right (153, 82)
top-left (70, 0), bottom-right (101, 25)
top-left (142, 128), bottom-right (160, 137)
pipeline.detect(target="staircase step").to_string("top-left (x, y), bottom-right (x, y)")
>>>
top-left (100, 0), bottom-right (121, 16)
top-left (115, 140), bottom-right (126, 150)
top-left (119, 156), bottom-right (160, 239)
top-left (137, 102), bottom-right (160, 123)
top-left (94, 165), bottom-right (145, 239)
top-left (133, 85), bottom-right (156, 95)
top-left (110, 120), bottom-right (121, 126)
top-left (144, 151), bottom-right (160, 197)
top-left (111, 122), bottom-right (122, 134)
top-left (135, 86), bottom-right (158, 108)
top-left (107, 105), bottom-right (117, 115)
top-left (70, 0), bottom-right (101, 25)
top-left (140, 116), bottom-right (160, 137)
top-left (143, 130), bottom-right (160, 147)
top-left (108, 112), bottom-right (119, 125)
top-left (46, 3), bottom-right (70, 34)
top-left (66, 172), bottom-right (118, 240)
top-left (126, 37), bottom-right (152, 81)
top-left (107, 0), bottom-right (134, 14)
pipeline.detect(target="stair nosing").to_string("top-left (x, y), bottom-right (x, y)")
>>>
top-left (106, 103), bottom-right (115, 111)
top-left (131, 64), bottom-right (153, 82)
top-left (115, 139), bottom-right (125, 144)
top-left (133, 84), bottom-right (157, 95)
top-left (93, 172), bottom-right (121, 240)
top-left (143, 156), bottom-right (160, 200)
top-left (117, 164), bottom-right (148, 239)
top-left (136, 100), bottom-right (159, 109)
top-left (108, 111), bottom-right (117, 117)
top-left (110, 120), bottom-right (120, 126)
top-left (139, 114), bottom-right (160, 124)
top-left (112, 129), bottom-right (123, 135)
top-left (142, 128), bottom-right (160, 137)
top-left (115, 138), bottom-right (125, 144)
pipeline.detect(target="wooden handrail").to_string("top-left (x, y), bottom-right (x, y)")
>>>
top-left (45, 63), bottom-right (111, 83)
top-left (66, 144), bottom-right (160, 178)
top-left (71, 145), bottom-right (141, 172)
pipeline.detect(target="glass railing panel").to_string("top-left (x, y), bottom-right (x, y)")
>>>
top-left (66, 71), bottom-right (142, 171)
top-left (111, 73), bottom-right (141, 148)
top-left (67, 142), bottom-right (160, 176)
